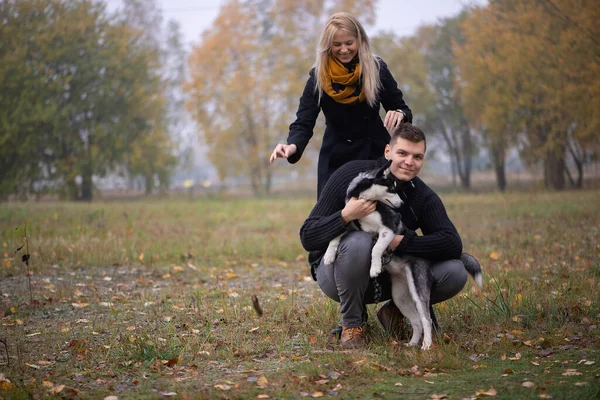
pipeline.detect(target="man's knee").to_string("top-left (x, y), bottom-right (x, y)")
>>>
top-left (431, 259), bottom-right (468, 304)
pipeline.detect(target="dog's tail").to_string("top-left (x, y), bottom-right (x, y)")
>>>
top-left (461, 253), bottom-right (483, 287)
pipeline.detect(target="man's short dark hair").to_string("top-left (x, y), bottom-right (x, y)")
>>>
top-left (389, 123), bottom-right (427, 152)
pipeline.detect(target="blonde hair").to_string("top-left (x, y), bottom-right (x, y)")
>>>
top-left (314, 12), bottom-right (381, 107)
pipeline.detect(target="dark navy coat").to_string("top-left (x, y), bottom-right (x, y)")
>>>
top-left (286, 57), bottom-right (412, 197)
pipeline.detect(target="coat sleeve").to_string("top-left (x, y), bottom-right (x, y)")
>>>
top-left (377, 58), bottom-right (413, 123)
top-left (394, 193), bottom-right (462, 261)
top-left (287, 69), bottom-right (321, 164)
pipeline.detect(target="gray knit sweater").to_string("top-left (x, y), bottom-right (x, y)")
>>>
top-left (300, 157), bottom-right (463, 279)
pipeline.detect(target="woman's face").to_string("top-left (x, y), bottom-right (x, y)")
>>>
top-left (330, 29), bottom-right (358, 64)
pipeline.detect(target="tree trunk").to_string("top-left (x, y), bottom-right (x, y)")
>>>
top-left (80, 169), bottom-right (93, 201)
top-left (145, 174), bottom-right (154, 195)
top-left (543, 149), bottom-right (565, 191)
top-left (490, 142), bottom-right (506, 192)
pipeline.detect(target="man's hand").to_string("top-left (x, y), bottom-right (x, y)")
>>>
top-left (341, 197), bottom-right (376, 223)
top-left (389, 234), bottom-right (404, 251)
top-left (269, 143), bottom-right (297, 164)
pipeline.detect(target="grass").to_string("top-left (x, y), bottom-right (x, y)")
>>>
top-left (0, 190), bottom-right (599, 399)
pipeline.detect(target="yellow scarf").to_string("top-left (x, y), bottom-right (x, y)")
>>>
top-left (323, 56), bottom-right (365, 104)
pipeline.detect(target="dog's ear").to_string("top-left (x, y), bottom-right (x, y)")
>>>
top-left (375, 159), bottom-right (392, 177)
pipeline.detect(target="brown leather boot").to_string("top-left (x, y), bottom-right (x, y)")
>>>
top-left (376, 301), bottom-right (408, 340)
top-left (340, 324), bottom-right (367, 349)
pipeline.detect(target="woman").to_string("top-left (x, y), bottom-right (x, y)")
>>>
top-left (269, 12), bottom-right (412, 198)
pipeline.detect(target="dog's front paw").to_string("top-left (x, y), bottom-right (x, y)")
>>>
top-left (323, 250), bottom-right (337, 266)
top-left (369, 262), bottom-right (382, 278)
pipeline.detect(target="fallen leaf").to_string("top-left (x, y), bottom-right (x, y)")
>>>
top-left (104, 396), bottom-right (119, 400)
top-left (257, 395), bottom-right (270, 399)
top-left (562, 369), bottom-right (582, 376)
top-left (165, 357), bottom-right (178, 367)
top-left (43, 381), bottom-right (54, 388)
top-left (539, 349), bottom-right (553, 357)
top-left (489, 252), bottom-right (501, 261)
top-left (475, 387), bottom-right (497, 396)
top-left (314, 379), bottom-right (329, 385)
top-left (257, 376), bottom-right (268, 388)
top-left (508, 353), bottom-right (522, 361)
top-left (522, 381), bottom-right (536, 388)
top-left (327, 371), bottom-right (341, 380)
top-left (159, 392), bottom-right (177, 397)
top-left (214, 384), bottom-right (231, 391)
top-left (311, 392), bottom-right (324, 398)
top-left (431, 394), bottom-right (447, 400)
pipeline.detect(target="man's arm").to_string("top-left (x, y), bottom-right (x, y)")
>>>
top-left (392, 193), bottom-right (463, 261)
top-left (299, 160), bottom-right (380, 252)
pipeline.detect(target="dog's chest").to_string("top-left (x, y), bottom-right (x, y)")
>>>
top-left (359, 212), bottom-right (386, 233)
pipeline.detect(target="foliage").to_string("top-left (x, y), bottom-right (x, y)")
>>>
top-left (0, 0), bottom-right (177, 200)
top-left (455, 0), bottom-right (600, 190)
top-left (185, 0), bottom-right (377, 195)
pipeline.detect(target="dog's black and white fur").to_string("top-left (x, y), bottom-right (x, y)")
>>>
top-left (324, 162), bottom-right (483, 350)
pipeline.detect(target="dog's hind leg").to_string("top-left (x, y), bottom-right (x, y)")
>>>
top-left (388, 261), bottom-right (422, 347)
top-left (369, 227), bottom-right (395, 278)
top-left (405, 262), bottom-right (433, 350)
top-left (323, 234), bottom-right (343, 266)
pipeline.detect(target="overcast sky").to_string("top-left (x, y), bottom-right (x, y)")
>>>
top-left (106, 0), bottom-right (487, 48)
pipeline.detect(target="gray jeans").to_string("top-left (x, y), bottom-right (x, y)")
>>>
top-left (316, 231), bottom-right (468, 327)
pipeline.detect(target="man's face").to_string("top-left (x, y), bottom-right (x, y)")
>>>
top-left (384, 138), bottom-right (425, 182)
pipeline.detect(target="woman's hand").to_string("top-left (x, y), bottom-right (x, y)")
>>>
top-left (341, 197), bottom-right (376, 223)
top-left (384, 110), bottom-right (406, 132)
top-left (269, 143), bottom-right (297, 164)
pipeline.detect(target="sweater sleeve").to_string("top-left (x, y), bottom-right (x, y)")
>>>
top-left (299, 160), bottom-right (379, 251)
top-left (394, 192), bottom-right (462, 261)
top-left (377, 58), bottom-right (413, 123)
top-left (299, 173), bottom-right (349, 251)
top-left (287, 69), bottom-right (321, 164)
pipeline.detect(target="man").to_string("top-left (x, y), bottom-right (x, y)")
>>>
top-left (299, 123), bottom-right (480, 349)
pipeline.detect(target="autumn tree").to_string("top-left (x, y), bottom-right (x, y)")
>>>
top-left (0, 0), bottom-right (175, 200)
top-left (185, 0), bottom-right (376, 195)
top-left (456, 0), bottom-right (600, 190)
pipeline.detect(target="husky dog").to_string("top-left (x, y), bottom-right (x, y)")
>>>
top-left (323, 162), bottom-right (402, 277)
top-left (324, 162), bottom-right (483, 350)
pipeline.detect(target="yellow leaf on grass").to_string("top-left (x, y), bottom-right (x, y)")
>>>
top-left (138, 253), bottom-right (144, 261)
top-left (257, 376), bottom-right (268, 387)
top-left (475, 387), bottom-right (497, 396)
top-left (43, 381), bottom-right (54, 388)
top-left (257, 395), bottom-right (270, 399)
top-left (0, 381), bottom-right (15, 390)
top-left (52, 385), bottom-right (65, 394)
top-left (311, 392), bottom-right (324, 398)
top-left (226, 273), bottom-right (238, 279)
top-left (489, 252), bottom-right (501, 261)
top-left (522, 381), bottom-right (535, 388)
top-left (214, 384), bottom-right (231, 391)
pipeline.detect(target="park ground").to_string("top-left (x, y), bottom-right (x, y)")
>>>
top-left (0, 189), bottom-right (599, 399)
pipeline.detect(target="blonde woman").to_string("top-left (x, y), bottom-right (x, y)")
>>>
top-left (270, 12), bottom-right (412, 198)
